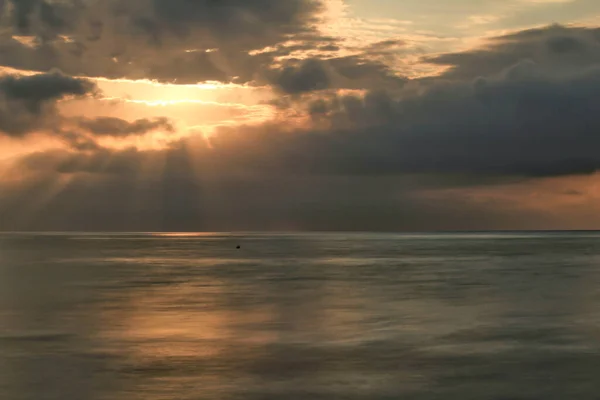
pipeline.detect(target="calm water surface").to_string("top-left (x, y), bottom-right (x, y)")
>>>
top-left (1, 232), bottom-right (600, 399)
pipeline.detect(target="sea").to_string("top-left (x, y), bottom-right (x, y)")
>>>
top-left (1, 232), bottom-right (600, 400)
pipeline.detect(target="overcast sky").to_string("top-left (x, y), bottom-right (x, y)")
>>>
top-left (1, 0), bottom-right (600, 231)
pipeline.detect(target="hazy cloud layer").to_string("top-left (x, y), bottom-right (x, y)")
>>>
top-left (3, 19), bottom-right (600, 230)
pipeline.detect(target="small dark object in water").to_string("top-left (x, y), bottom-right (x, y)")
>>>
top-left (236, 245), bottom-right (241, 249)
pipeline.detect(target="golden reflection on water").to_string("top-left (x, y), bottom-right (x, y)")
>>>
top-left (97, 284), bottom-right (277, 352)
top-left (151, 232), bottom-right (223, 237)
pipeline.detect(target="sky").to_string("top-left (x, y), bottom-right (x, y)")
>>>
top-left (2, 0), bottom-right (600, 231)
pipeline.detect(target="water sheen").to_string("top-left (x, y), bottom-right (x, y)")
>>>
top-left (1, 232), bottom-right (600, 399)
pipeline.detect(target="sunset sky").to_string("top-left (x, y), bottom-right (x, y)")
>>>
top-left (2, 0), bottom-right (600, 231)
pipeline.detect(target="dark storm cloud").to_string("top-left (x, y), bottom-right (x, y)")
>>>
top-left (426, 24), bottom-right (600, 80)
top-left (282, 61), bottom-right (600, 177)
top-left (0, 71), bottom-right (94, 109)
top-left (271, 58), bottom-right (331, 94)
top-left (0, 71), bottom-right (95, 136)
top-left (145, 51), bottom-right (228, 83)
top-left (329, 55), bottom-right (407, 90)
top-left (269, 54), bottom-right (406, 95)
top-left (78, 117), bottom-right (174, 137)
top-left (9, 0), bottom-right (67, 36)
top-left (0, 0), bottom-right (407, 91)
top-left (8, 0), bottom-right (323, 40)
top-left (258, 24), bottom-right (600, 178)
top-left (0, 0), bottom-right (330, 84)
top-left (142, 0), bottom-right (323, 43)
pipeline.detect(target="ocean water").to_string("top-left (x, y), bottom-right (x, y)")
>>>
top-left (1, 232), bottom-right (600, 400)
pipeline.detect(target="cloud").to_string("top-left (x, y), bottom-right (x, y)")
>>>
top-left (328, 55), bottom-right (407, 90)
top-left (9, 0), bottom-right (69, 37)
top-left (0, 71), bottom-right (172, 149)
top-left (141, 0), bottom-right (323, 43)
top-left (297, 62), bottom-right (600, 177)
top-left (0, 71), bottom-right (94, 108)
top-left (0, 0), bottom-right (329, 84)
top-left (20, 25), bottom-right (600, 179)
top-left (259, 24), bottom-right (600, 178)
top-left (271, 58), bottom-right (331, 94)
top-left (267, 54), bottom-right (406, 95)
top-left (0, 0), bottom-right (409, 93)
top-left (78, 116), bottom-right (174, 137)
top-left (7, 0), bottom-right (324, 41)
top-left (425, 24), bottom-right (600, 79)
top-left (0, 71), bottom-right (95, 136)
top-left (5, 24), bottom-right (600, 230)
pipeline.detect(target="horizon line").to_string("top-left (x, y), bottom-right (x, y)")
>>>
top-left (2, 229), bottom-right (600, 235)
